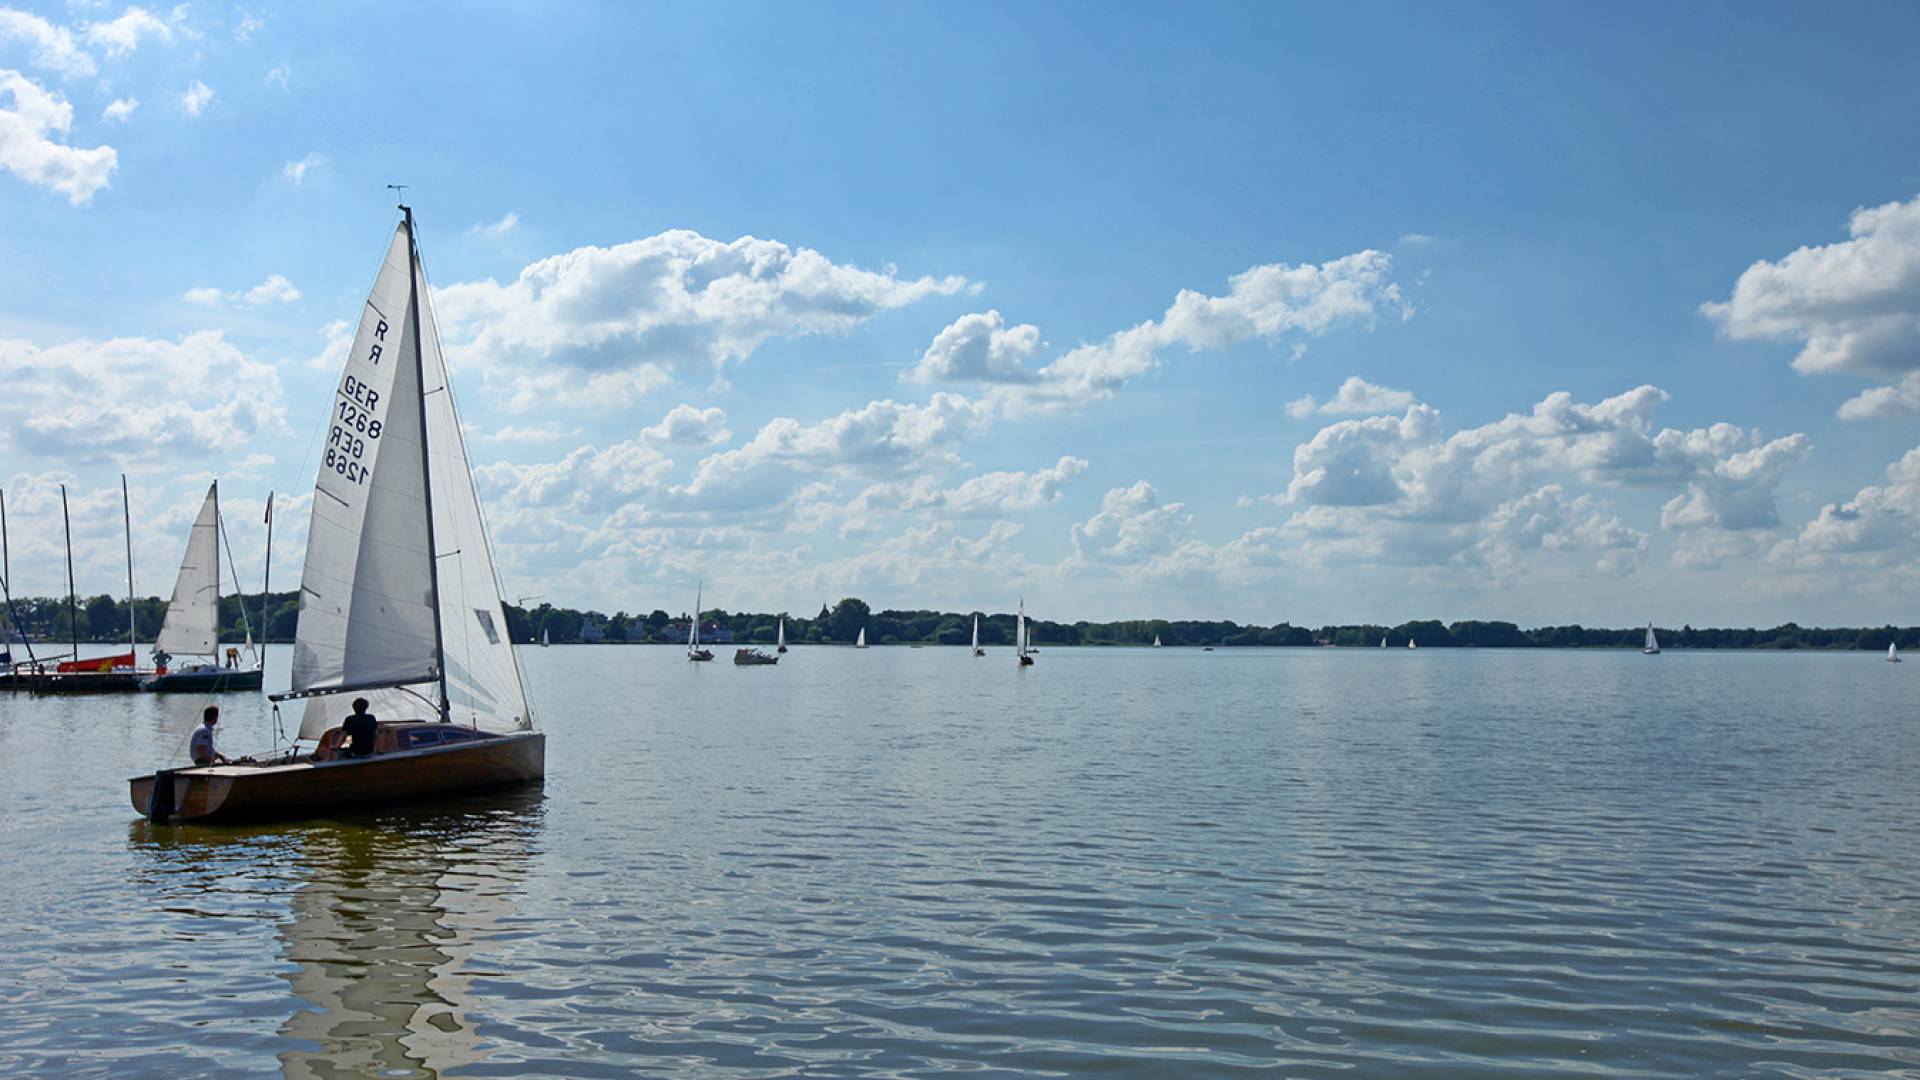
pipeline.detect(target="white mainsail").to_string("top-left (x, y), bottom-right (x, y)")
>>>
top-left (689, 585), bottom-right (702, 654)
top-left (1644, 623), bottom-right (1660, 654)
top-left (777, 618), bottom-right (785, 650)
top-left (971, 615), bottom-right (979, 651)
top-left (1152, 633), bottom-right (1161, 648)
top-left (1017, 600), bottom-right (1028, 659)
top-left (541, 626), bottom-right (550, 647)
top-left (1889, 641), bottom-right (1899, 662)
top-left (292, 217), bottom-right (530, 740)
top-left (856, 627), bottom-right (866, 648)
top-left (154, 483), bottom-right (222, 657)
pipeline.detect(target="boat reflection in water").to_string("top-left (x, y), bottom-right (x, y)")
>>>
top-left (128, 790), bottom-right (543, 1078)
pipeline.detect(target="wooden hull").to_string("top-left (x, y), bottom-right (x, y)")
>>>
top-left (140, 667), bottom-right (264, 693)
top-left (130, 731), bottom-right (545, 822)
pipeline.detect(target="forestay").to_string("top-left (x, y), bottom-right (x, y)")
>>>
top-left (292, 219), bottom-right (531, 740)
top-left (154, 483), bottom-right (221, 656)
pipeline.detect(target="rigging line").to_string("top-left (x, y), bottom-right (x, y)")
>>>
top-left (416, 228), bottom-right (539, 730)
top-left (214, 504), bottom-right (256, 657)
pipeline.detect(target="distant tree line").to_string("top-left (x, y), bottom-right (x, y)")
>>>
top-left (5, 592), bottom-right (1915, 653)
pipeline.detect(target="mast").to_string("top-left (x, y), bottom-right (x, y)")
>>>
top-left (61, 484), bottom-right (76, 660)
top-left (0, 488), bottom-right (33, 666)
top-left (260, 492), bottom-right (273, 667)
top-left (403, 205), bottom-right (450, 721)
top-left (121, 474), bottom-right (135, 659)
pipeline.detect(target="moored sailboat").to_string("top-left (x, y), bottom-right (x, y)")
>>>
top-left (131, 206), bottom-right (543, 821)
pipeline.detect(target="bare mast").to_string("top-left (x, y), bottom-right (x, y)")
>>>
top-left (121, 475), bottom-right (135, 660)
top-left (60, 484), bottom-right (77, 661)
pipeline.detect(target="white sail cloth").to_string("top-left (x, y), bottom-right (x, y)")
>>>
top-left (294, 221), bottom-right (529, 740)
top-left (154, 483), bottom-right (221, 656)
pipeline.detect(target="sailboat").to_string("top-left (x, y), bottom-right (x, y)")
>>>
top-left (141, 482), bottom-right (264, 692)
top-left (1889, 641), bottom-right (1901, 663)
top-left (1643, 622), bottom-right (1660, 655)
top-left (131, 206), bottom-right (543, 822)
top-left (855, 626), bottom-right (868, 649)
top-left (1016, 599), bottom-right (1034, 667)
top-left (1407, 638), bottom-right (1417, 650)
top-left (972, 614), bottom-right (984, 657)
top-left (776, 617), bottom-right (787, 654)
top-left (687, 583), bottom-right (713, 661)
top-left (541, 626), bottom-right (550, 648)
top-left (1380, 636), bottom-right (1387, 649)
top-left (1152, 633), bottom-right (1161, 648)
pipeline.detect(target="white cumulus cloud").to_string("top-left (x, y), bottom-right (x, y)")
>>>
top-left (100, 95), bottom-right (136, 123)
top-left (0, 8), bottom-right (95, 77)
top-left (84, 6), bottom-right (176, 58)
top-left (1286, 375), bottom-right (1418, 418)
top-left (0, 331), bottom-right (285, 461)
top-left (181, 273), bottom-right (301, 307)
top-left (905, 309), bottom-right (1043, 384)
top-left (641, 404), bottom-right (731, 447)
top-left (960, 249), bottom-right (1409, 415)
top-left (1704, 193), bottom-right (1920, 420)
top-left (0, 69), bottom-right (115, 204)
top-left (430, 229), bottom-right (969, 405)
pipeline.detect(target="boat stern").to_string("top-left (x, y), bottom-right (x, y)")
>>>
top-left (130, 767), bottom-right (233, 821)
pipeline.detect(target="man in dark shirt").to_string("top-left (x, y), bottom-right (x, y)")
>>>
top-left (342, 697), bottom-right (379, 757)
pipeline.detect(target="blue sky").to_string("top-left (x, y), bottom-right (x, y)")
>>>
top-left (4, 2), bottom-right (1920, 626)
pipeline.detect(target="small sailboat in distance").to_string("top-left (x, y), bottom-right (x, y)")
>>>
top-left (1643, 622), bottom-right (1660, 655)
top-left (855, 626), bottom-right (868, 649)
top-left (1407, 638), bottom-right (1416, 650)
top-left (1016, 599), bottom-right (1034, 667)
top-left (688, 583), bottom-right (713, 661)
top-left (972, 614), bottom-right (984, 657)
top-left (1152, 633), bottom-right (1161, 648)
top-left (1890, 641), bottom-right (1902, 663)
top-left (1380, 636), bottom-right (1387, 649)
top-left (777, 617), bottom-right (787, 654)
top-left (541, 626), bottom-right (550, 648)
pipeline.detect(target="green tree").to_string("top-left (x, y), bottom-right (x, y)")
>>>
top-left (828, 597), bottom-right (870, 642)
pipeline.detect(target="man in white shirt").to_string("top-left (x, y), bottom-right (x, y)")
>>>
top-left (190, 706), bottom-right (229, 767)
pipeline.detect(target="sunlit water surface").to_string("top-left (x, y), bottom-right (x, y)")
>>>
top-left (1, 645), bottom-right (1917, 1078)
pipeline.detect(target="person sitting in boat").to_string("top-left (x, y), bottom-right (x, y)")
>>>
top-left (342, 698), bottom-right (379, 758)
top-left (190, 706), bottom-right (229, 767)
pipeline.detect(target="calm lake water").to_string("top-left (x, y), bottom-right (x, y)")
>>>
top-left (1, 644), bottom-right (1916, 1078)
